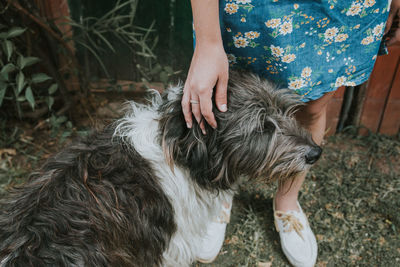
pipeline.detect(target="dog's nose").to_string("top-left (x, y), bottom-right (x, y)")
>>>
top-left (305, 146), bottom-right (322, 164)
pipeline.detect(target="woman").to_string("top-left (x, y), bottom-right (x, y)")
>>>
top-left (182, 0), bottom-right (399, 266)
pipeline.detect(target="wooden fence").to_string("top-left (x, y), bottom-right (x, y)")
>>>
top-left (358, 47), bottom-right (400, 136)
top-left (326, 47), bottom-right (400, 136)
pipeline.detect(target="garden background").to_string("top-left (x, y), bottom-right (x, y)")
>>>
top-left (0, 0), bottom-right (399, 266)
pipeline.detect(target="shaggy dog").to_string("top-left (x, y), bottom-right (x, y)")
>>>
top-left (0, 72), bottom-right (321, 266)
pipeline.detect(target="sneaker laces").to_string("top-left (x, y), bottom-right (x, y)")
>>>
top-left (274, 211), bottom-right (305, 240)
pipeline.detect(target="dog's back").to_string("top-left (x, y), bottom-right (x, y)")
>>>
top-left (0, 125), bottom-right (176, 267)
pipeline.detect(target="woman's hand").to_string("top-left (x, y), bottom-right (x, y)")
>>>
top-left (182, 43), bottom-right (229, 134)
top-left (385, 0), bottom-right (400, 46)
top-left (183, 0), bottom-right (228, 134)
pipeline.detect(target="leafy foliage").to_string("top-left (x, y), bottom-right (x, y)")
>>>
top-left (0, 0), bottom-right (177, 122)
top-left (67, 0), bottom-right (180, 86)
top-left (0, 26), bottom-right (57, 117)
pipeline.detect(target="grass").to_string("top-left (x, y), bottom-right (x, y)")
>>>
top-left (0, 124), bottom-right (37, 195)
top-left (195, 132), bottom-right (400, 267)
top-left (0, 111), bottom-right (399, 266)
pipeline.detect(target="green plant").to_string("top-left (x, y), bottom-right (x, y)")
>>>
top-left (0, 0), bottom-right (180, 122)
top-left (67, 0), bottom-right (180, 86)
top-left (0, 26), bottom-right (58, 118)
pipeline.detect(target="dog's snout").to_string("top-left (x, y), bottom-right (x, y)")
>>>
top-left (305, 146), bottom-right (322, 164)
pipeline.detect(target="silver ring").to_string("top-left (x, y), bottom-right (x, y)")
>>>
top-left (190, 100), bottom-right (199, 104)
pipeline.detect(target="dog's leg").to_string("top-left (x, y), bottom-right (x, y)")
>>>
top-left (195, 191), bottom-right (234, 263)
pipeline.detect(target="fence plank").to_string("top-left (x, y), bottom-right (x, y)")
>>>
top-left (379, 57), bottom-right (400, 135)
top-left (358, 47), bottom-right (400, 135)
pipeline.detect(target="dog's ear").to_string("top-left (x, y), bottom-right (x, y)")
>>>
top-left (159, 98), bottom-right (187, 169)
top-left (158, 93), bottom-right (207, 160)
top-left (159, 95), bottom-right (228, 189)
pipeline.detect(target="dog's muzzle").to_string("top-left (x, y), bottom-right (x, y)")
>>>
top-left (305, 146), bottom-right (322, 165)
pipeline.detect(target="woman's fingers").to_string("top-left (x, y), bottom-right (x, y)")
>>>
top-left (199, 91), bottom-right (217, 130)
top-left (181, 86), bottom-right (193, 128)
top-left (190, 95), bottom-right (203, 126)
top-left (183, 82), bottom-right (213, 134)
top-left (185, 83), bottom-right (208, 134)
top-left (215, 74), bottom-right (229, 112)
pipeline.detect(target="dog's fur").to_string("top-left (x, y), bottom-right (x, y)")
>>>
top-left (0, 72), bottom-right (320, 266)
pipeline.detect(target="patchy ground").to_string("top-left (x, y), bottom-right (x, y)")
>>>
top-left (1, 92), bottom-right (399, 267)
top-left (195, 133), bottom-right (400, 267)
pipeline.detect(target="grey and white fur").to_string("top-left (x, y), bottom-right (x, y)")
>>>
top-left (0, 71), bottom-right (321, 266)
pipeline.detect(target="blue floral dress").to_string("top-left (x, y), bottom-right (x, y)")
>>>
top-left (219, 0), bottom-right (390, 102)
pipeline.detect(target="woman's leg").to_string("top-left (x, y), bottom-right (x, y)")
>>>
top-left (275, 91), bottom-right (336, 211)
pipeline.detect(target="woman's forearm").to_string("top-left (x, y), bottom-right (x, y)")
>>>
top-left (191, 0), bottom-right (223, 47)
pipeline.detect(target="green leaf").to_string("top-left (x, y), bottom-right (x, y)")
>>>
top-left (159, 71), bottom-right (168, 84)
top-left (31, 73), bottom-right (51, 84)
top-left (3, 40), bottom-right (13, 61)
top-left (18, 56), bottom-right (40, 69)
top-left (61, 131), bottom-right (72, 138)
top-left (0, 72), bottom-right (7, 82)
top-left (25, 86), bottom-right (35, 109)
top-left (0, 63), bottom-right (15, 81)
top-left (6, 27), bottom-right (26, 39)
top-left (149, 64), bottom-right (162, 75)
top-left (1, 63), bottom-right (16, 74)
top-left (49, 114), bottom-right (57, 126)
top-left (47, 96), bottom-right (54, 109)
top-left (0, 80), bottom-right (6, 90)
top-left (48, 83), bottom-right (58, 95)
top-left (17, 55), bottom-right (24, 68)
top-left (16, 72), bottom-right (25, 94)
top-left (56, 116), bottom-right (67, 124)
top-left (0, 83), bottom-right (6, 107)
top-left (164, 66), bottom-right (173, 74)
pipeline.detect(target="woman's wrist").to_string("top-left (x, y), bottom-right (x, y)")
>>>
top-left (195, 37), bottom-right (224, 49)
top-left (194, 40), bottom-right (225, 54)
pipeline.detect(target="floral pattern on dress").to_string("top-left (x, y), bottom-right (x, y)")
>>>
top-left (218, 0), bottom-right (390, 101)
top-left (342, 0), bottom-right (383, 17)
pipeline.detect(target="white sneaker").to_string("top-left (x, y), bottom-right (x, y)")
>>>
top-left (196, 200), bottom-right (232, 263)
top-left (274, 200), bottom-right (318, 267)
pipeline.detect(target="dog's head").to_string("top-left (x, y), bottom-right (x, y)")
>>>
top-left (159, 71), bottom-right (321, 190)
